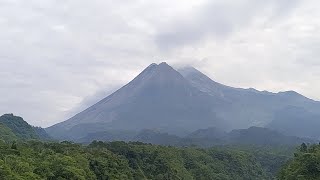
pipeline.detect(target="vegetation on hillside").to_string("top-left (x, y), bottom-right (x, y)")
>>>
top-left (0, 123), bottom-right (17, 142)
top-left (0, 114), bottom-right (51, 141)
top-left (0, 114), bottom-right (39, 140)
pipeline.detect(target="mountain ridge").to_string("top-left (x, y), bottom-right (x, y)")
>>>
top-left (178, 66), bottom-right (320, 131)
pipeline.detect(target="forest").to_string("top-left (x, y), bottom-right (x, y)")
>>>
top-left (0, 140), bottom-right (290, 180)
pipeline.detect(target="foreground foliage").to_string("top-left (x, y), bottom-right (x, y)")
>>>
top-left (279, 143), bottom-right (320, 180)
top-left (0, 140), bottom-right (281, 180)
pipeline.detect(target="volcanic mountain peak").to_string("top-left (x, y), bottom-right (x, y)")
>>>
top-left (46, 62), bottom-right (320, 141)
top-left (46, 62), bottom-right (224, 140)
top-left (131, 62), bottom-right (182, 82)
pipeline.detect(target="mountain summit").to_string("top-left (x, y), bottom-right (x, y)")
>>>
top-left (46, 63), bottom-right (225, 140)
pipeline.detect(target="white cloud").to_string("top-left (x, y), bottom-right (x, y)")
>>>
top-left (0, 0), bottom-right (319, 127)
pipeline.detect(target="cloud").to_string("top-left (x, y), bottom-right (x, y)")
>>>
top-left (0, 0), bottom-right (319, 127)
top-left (155, 0), bottom-right (301, 50)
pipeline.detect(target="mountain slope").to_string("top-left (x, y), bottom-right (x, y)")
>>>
top-left (267, 106), bottom-right (320, 139)
top-left (47, 63), bottom-right (227, 140)
top-left (178, 66), bottom-right (320, 132)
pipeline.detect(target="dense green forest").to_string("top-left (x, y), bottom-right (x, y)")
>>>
top-left (0, 140), bottom-right (289, 180)
top-left (1, 113), bottom-right (320, 180)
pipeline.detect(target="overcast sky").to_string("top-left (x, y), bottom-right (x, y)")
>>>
top-left (1, 0), bottom-right (320, 127)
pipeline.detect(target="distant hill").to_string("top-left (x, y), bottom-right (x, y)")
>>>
top-left (46, 62), bottom-right (320, 140)
top-left (0, 114), bottom-right (51, 141)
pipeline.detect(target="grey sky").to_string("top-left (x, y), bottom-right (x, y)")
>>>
top-left (0, 0), bottom-right (319, 127)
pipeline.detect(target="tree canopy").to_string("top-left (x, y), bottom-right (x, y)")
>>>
top-left (0, 140), bottom-right (282, 180)
top-left (279, 143), bottom-right (320, 180)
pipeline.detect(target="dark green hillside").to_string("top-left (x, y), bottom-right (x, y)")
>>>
top-left (0, 114), bottom-right (39, 140)
top-left (0, 114), bottom-right (51, 141)
top-left (0, 123), bottom-right (17, 142)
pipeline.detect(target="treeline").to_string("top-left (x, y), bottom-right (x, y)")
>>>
top-left (0, 140), bottom-right (279, 180)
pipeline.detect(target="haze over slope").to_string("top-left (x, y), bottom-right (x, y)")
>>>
top-left (46, 63), bottom-right (320, 140)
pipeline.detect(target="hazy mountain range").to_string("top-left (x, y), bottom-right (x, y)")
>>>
top-left (46, 62), bottom-right (320, 141)
top-left (78, 127), bottom-right (314, 147)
